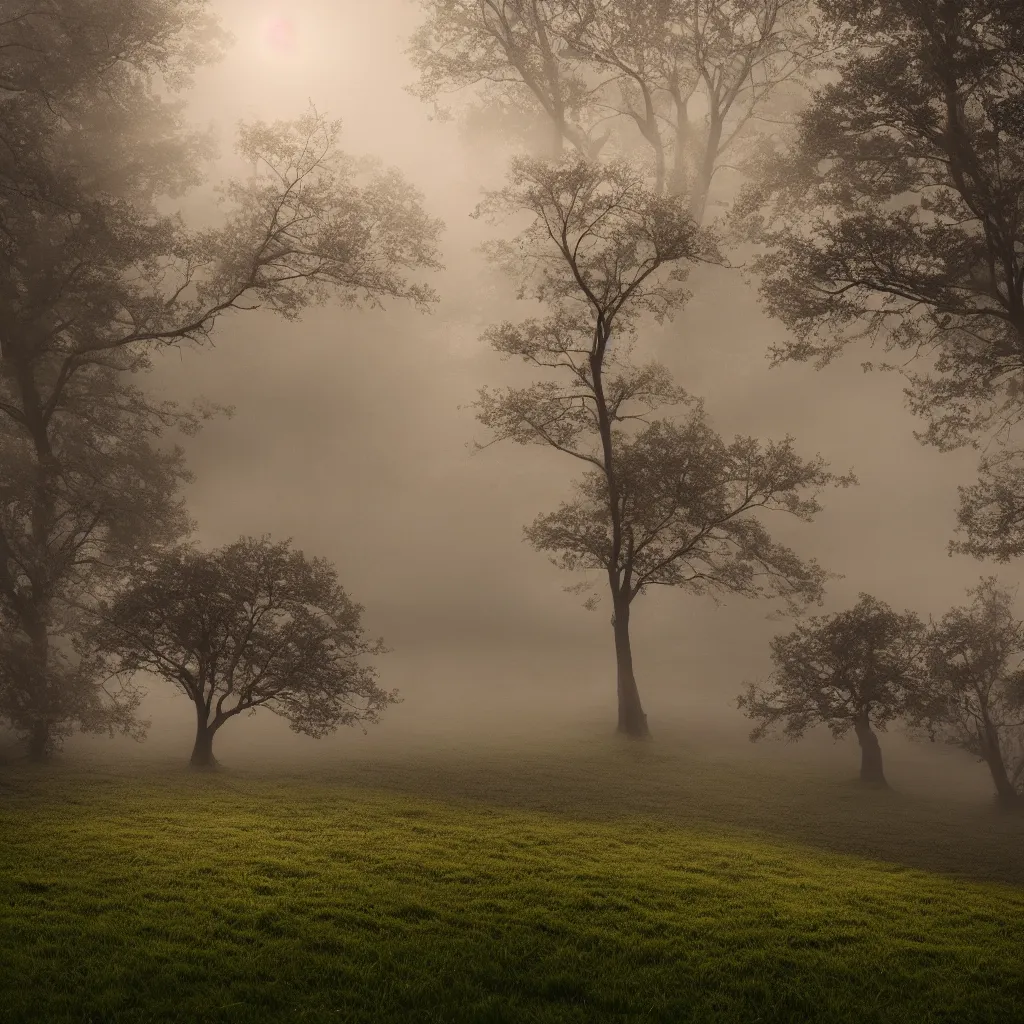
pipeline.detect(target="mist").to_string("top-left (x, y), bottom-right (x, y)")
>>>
top-left (3, 0), bottom-right (993, 808)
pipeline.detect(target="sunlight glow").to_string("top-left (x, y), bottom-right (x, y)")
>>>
top-left (263, 15), bottom-right (298, 56)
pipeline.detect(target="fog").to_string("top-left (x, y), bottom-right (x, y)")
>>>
top-left (39, 0), bottom-right (1012, 804)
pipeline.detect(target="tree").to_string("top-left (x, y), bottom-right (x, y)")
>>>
top-left (914, 578), bottom-right (1024, 810)
top-left (0, 1), bottom-right (442, 757)
top-left (738, 0), bottom-right (1024, 550)
top-left (408, 0), bottom-right (604, 159)
top-left (474, 155), bottom-right (845, 735)
top-left (91, 537), bottom-right (396, 768)
top-left (0, 368), bottom-right (194, 758)
top-left (737, 594), bottom-right (928, 786)
top-left (409, 0), bottom-right (833, 217)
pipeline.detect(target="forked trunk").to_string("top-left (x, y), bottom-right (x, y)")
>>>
top-left (853, 711), bottom-right (887, 787)
top-left (613, 603), bottom-right (649, 739)
top-left (26, 719), bottom-right (51, 762)
top-left (190, 711), bottom-right (219, 770)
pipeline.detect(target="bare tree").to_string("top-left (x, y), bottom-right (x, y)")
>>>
top-left (475, 155), bottom-right (845, 735)
top-left (738, 594), bottom-right (928, 786)
top-left (91, 537), bottom-right (396, 769)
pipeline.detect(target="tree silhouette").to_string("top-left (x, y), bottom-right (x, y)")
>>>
top-left (738, 594), bottom-right (928, 786)
top-left (475, 155), bottom-right (846, 735)
top-left (91, 537), bottom-right (395, 769)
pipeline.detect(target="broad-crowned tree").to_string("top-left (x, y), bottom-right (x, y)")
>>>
top-left (738, 0), bottom-right (1024, 555)
top-left (91, 537), bottom-right (396, 769)
top-left (0, 1), bottom-right (442, 758)
top-left (474, 155), bottom-right (845, 735)
top-left (737, 594), bottom-right (927, 786)
top-left (914, 578), bottom-right (1024, 810)
top-left (409, 0), bottom-right (833, 216)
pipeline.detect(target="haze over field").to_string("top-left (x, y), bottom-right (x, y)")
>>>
top-left (0, 0), bottom-right (1014, 795)
top-left (0, 0), bottom-right (988, 799)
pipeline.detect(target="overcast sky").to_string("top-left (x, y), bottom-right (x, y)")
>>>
top-left (117, 0), bottom-right (1013, 753)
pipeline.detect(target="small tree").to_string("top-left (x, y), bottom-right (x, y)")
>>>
top-left (475, 155), bottom-right (846, 736)
top-left (916, 578), bottom-right (1024, 810)
top-left (91, 537), bottom-right (396, 768)
top-left (737, 594), bottom-right (928, 786)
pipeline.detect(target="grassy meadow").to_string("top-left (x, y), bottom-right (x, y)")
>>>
top-left (1, 730), bottom-right (1023, 1023)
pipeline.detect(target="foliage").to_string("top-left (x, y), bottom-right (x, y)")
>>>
top-left (0, 369), bottom-right (193, 749)
top-left (737, 0), bottom-right (1024, 553)
top-left (916, 578), bottom-right (1024, 805)
top-left (951, 449), bottom-right (1024, 562)
top-left (737, 594), bottom-right (929, 742)
top-left (526, 414), bottom-right (838, 612)
top-left (90, 537), bottom-right (396, 752)
top-left (408, 0), bottom-right (602, 158)
top-left (474, 155), bottom-right (844, 734)
top-left (0, 0), bottom-right (442, 754)
top-left (409, 0), bottom-right (836, 215)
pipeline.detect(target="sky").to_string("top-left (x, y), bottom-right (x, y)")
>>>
top-left (85, 0), bottom-right (1017, 763)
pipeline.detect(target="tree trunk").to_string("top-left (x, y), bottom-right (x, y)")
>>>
top-left (985, 753), bottom-right (1021, 810)
top-left (690, 112), bottom-right (724, 225)
top-left (551, 116), bottom-right (565, 158)
top-left (613, 603), bottom-right (649, 738)
top-left (853, 712), bottom-right (887, 787)
top-left (24, 615), bottom-right (52, 763)
top-left (190, 713), bottom-right (219, 769)
top-left (26, 719), bottom-right (51, 762)
top-left (979, 723), bottom-right (1020, 810)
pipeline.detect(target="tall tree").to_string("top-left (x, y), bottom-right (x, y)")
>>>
top-left (475, 155), bottom-right (844, 735)
top-left (738, 0), bottom-right (1024, 553)
top-left (407, 0), bottom-right (604, 159)
top-left (914, 578), bottom-right (1024, 810)
top-left (90, 537), bottom-right (395, 769)
top-left (409, 0), bottom-right (832, 217)
top-left (0, 369), bottom-right (194, 758)
top-left (563, 0), bottom-right (829, 215)
top-left (0, 0), bottom-right (443, 758)
top-left (737, 594), bottom-right (928, 786)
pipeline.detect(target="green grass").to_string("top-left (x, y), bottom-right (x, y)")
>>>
top-left (1, 737), bottom-right (1023, 1023)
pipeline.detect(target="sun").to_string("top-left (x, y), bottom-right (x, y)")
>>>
top-left (262, 14), bottom-right (299, 57)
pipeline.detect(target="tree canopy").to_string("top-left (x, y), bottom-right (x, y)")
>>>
top-left (916, 578), bottom-right (1024, 808)
top-left (90, 537), bottom-right (395, 767)
top-left (737, 594), bottom-right (928, 785)
top-left (738, 0), bottom-right (1024, 555)
top-left (0, 0), bottom-right (443, 757)
top-left (410, 0), bottom-right (834, 215)
top-left (475, 154), bottom-right (846, 735)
